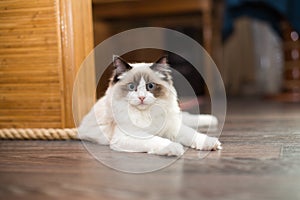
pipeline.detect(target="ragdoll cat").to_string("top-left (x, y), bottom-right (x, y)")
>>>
top-left (78, 55), bottom-right (222, 156)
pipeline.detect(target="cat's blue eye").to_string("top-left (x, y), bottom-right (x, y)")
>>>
top-left (127, 83), bottom-right (136, 91)
top-left (146, 82), bottom-right (156, 91)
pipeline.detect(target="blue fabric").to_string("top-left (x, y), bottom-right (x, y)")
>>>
top-left (223, 0), bottom-right (300, 40)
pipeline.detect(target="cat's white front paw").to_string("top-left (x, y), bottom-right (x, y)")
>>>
top-left (151, 142), bottom-right (184, 157)
top-left (202, 137), bottom-right (222, 151)
top-left (192, 134), bottom-right (222, 151)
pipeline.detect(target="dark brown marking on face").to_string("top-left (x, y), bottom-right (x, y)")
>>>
top-left (116, 73), bottom-right (169, 99)
top-left (149, 83), bottom-right (168, 98)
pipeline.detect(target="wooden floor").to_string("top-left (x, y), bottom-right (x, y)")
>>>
top-left (1, 99), bottom-right (300, 200)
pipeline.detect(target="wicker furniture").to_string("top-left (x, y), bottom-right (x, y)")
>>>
top-left (0, 0), bottom-right (95, 128)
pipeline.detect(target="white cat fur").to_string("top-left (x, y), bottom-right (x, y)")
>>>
top-left (78, 57), bottom-right (222, 156)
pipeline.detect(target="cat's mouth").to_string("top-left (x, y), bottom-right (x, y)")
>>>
top-left (135, 102), bottom-right (150, 110)
top-left (128, 97), bottom-right (154, 110)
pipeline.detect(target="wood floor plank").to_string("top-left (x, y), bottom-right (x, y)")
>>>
top-left (0, 99), bottom-right (300, 200)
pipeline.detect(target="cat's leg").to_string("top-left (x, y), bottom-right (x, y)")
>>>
top-left (77, 109), bottom-right (110, 145)
top-left (110, 127), bottom-right (184, 156)
top-left (181, 112), bottom-right (218, 128)
top-left (175, 123), bottom-right (222, 151)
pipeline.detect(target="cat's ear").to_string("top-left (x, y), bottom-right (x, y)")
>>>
top-left (150, 55), bottom-right (172, 81)
top-left (155, 55), bottom-right (168, 65)
top-left (151, 55), bottom-right (170, 71)
top-left (112, 55), bottom-right (132, 83)
top-left (113, 55), bottom-right (132, 74)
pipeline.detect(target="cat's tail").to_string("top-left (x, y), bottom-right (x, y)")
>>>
top-left (181, 112), bottom-right (218, 128)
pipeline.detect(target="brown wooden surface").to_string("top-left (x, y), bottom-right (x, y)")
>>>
top-left (1, 99), bottom-right (300, 200)
top-left (275, 22), bottom-right (300, 102)
top-left (0, 0), bottom-right (95, 128)
top-left (59, 0), bottom-right (95, 127)
top-left (92, 0), bottom-right (210, 19)
top-left (92, 0), bottom-right (215, 97)
top-left (0, 0), bottom-right (63, 128)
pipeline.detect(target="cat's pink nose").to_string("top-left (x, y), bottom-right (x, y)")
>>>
top-left (139, 96), bottom-right (145, 102)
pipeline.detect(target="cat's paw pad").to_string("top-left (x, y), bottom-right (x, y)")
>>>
top-left (154, 142), bottom-right (184, 157)
top-left (201, 137), bottom-right (222, 151)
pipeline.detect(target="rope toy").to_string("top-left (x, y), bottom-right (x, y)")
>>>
top-left (0, 128), bottom-right (78, 140)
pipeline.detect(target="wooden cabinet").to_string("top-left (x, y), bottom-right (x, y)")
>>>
top-left (92, 0), bottom-right (217, 97)
top-left (0, 0), bottom-right (95, 128)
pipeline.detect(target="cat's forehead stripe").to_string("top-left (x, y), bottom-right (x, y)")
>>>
top-left (133, 72), bottom-right (150, 84)
top-left (136, 77), bottom-right (146, 90)
top-left (139, 77), bottom-right (146, 85)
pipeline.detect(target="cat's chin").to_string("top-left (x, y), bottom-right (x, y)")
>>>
top-left (132, 103), bottom-right (151, 111)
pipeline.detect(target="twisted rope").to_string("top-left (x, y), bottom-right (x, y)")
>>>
top-left (0, 128), bottom-right (78, 140)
